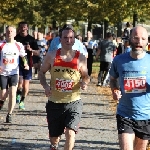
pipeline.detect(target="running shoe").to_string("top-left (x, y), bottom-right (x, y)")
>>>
top-left (19, 101), bottom-right (25, 110)
top-left (16, 95), bottom-right (21, 104)
top-left (50, 148), bottom-right (57, 150)
top-left (0, 100), bottom-right (4, 110)
top-left (96, 82), bottom-right (102, 86)
top-left (34, 74), bottom-right (38, 78)
top-left (6, 114), bottom-right (12, 123)
top-left (50, 145), bottom-right (58, 150)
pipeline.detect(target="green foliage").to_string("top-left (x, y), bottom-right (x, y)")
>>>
top-left (0, 0), bottom-right (149, 29)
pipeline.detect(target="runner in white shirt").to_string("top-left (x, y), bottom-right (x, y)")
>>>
top-left (0, 26), bottom-right (28, 123)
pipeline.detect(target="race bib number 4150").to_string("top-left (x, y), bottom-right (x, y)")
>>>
top-left (124, 76), bottom-right (146, 93)
top-left (55, 78), bottom-right (74, 92)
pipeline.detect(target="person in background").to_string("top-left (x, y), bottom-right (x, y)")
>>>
top-left (76, 34), bottom-right (88, 58)
top-left (33, 32), bottom-right (47, 78)
top-left (84, 31), bottom-right (98, 78)
top-left (116, 37), bottom-right (124, 55)
top-left (14, 21), bottom-right (40, 110)
top-left (124, 40), bottom-right (131, 53)
top-left (47, 32), bottom-right (56, 49)
top-left (0, 26), bottom-right (29, 123)
top-left (96, 32), bottom-right (116, 86)
top-left (45, 31), bottom-right (52, 41)
top-left (32, 31), bottom-right (37, 40)
top-left (122, 22), bottom-right (132, 41)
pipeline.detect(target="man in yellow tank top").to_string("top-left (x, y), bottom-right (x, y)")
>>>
top-left (38, 26), bottom-right (90, 150)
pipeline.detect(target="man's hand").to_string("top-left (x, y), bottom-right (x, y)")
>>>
top-left (112, 89), bottom-right (122, 100)
top-left (80, 81), bottom-right (88, 90)
top-left (44, 85), bottom-right (51, 97)
top-left (0, 66), bottom-right (3, 73)
top-left (26, 43), bottom-right (32, 51)
top-left (24, 64), bottom-right (29, 70)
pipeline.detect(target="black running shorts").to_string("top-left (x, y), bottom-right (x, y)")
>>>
top-left (0, 74), bottom-right (18, 90)
top-left (46, 99), bottom-right (83, 137)
top-left (100, 61), bottom-right (111, 71)
top-left (116, 114), bottom-right (150, 140)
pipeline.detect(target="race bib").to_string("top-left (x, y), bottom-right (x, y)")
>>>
top-left (124, 76), bottom-right (146, 93)
top-left (55, 78), bottom-right (74, 92)
top-left (3, 58), bottom-right (14, 65)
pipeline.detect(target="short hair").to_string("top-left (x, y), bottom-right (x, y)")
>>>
top-left (62, 24), bottom-right (74, 30)
top-left (18, 21), bottom-right (28, 27)
top-left (6, 26), bottom-right (16, 32)
top-left (106, 32), bottom-right (112, 38)
top-left (6, 25), bottom-right (16, 30)
top-left (60, 27), bottom-right (75, 38)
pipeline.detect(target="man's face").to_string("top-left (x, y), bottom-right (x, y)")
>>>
top-left (6, 27), bottom-right (16, 39)
top-left (60, 30), bottom-right (75, 50)
top-left (130, 27), bottom-right (148, 55)
top-left (87, 31), bottom-right (92, 38)
top-left (19, 24), bottom-right (28, 34)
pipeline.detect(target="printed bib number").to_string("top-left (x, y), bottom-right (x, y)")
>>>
top-left (124, 76), bottom-right (146, 93)
top-left (3, 58), bottom-right (14, 65)
top-left (55, 78), bottom-right (74, 92)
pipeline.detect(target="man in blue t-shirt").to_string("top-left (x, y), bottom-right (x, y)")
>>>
top-left (109, 26), bottom-right (150, 149)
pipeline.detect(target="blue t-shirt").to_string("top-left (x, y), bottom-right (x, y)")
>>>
top-left (109, 52), bottom-right (150, 120)
top-left (86, 40), bottom-right (98, 49)
top-left (124, 47), bottom-right (131, 53)
top-left (48, 37), bottom-right (61, 51)
top-left (48, 37), bottom-right (86, 56)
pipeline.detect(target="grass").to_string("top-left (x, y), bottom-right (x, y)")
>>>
top-left (92, 60), bottom-right (100, 75)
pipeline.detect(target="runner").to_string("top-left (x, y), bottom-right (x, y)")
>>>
top-left (110, 26), bottom-right (150, 150)
top-left (14, 21), bottom-right (40, 110)
top-left (0, 26), bottom-right (28, 123)
top-left (38, 27), bottom-right (90, 150)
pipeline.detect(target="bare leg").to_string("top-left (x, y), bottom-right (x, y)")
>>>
top-left (18, 76), bottom-right (23, 90)
top-left (50, 136), bottom-right (60, 149)
top-left (8, 86), bottom-right (17, 114)
top-left (134, 136), bottom-right (148, 150)
top-left (118, 133), bottom-right (135, 150)
top-left (0, 88), bottom-right (9, 103)
top-left (22, 79), bottom-right (30, 97)
top-left (64, 128), bottom-right (75, 150)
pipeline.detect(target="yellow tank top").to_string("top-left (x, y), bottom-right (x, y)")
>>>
top-left (49, 49), bottom-right (81, 103)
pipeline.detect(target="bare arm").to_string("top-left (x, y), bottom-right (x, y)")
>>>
top-left (26, 44), bottom-right (40, 56)
top-left (96, 48), bottom-right (101, 60)
top-left (110, 76), bottom-right (119, 91)
top-left (79, 54), bottom-right (90, 89)
top-left (110, 76), bottom-right (122, 100)
top-left (31, 49), bottom-right (40, 56)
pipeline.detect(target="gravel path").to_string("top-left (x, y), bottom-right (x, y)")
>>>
top-left (0, 75), bottom-right (119, 150)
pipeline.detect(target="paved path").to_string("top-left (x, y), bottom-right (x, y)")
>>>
top-left (0, 75), bottom-right (119, 150)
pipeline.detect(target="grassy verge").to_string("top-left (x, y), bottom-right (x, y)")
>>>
top-left (92, 60), bottom-right (99, 78)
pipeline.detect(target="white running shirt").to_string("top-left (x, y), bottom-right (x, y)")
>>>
top-left (0, 41), bottom-right (26, 76)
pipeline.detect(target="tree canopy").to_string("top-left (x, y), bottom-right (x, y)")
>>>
top-left (0, 0), bottom-right (150, 28)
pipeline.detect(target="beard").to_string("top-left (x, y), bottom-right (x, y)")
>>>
top-left (130, 42), bottom-right (145, 55)
top-left (132, 48), bottom-right (144, 55)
